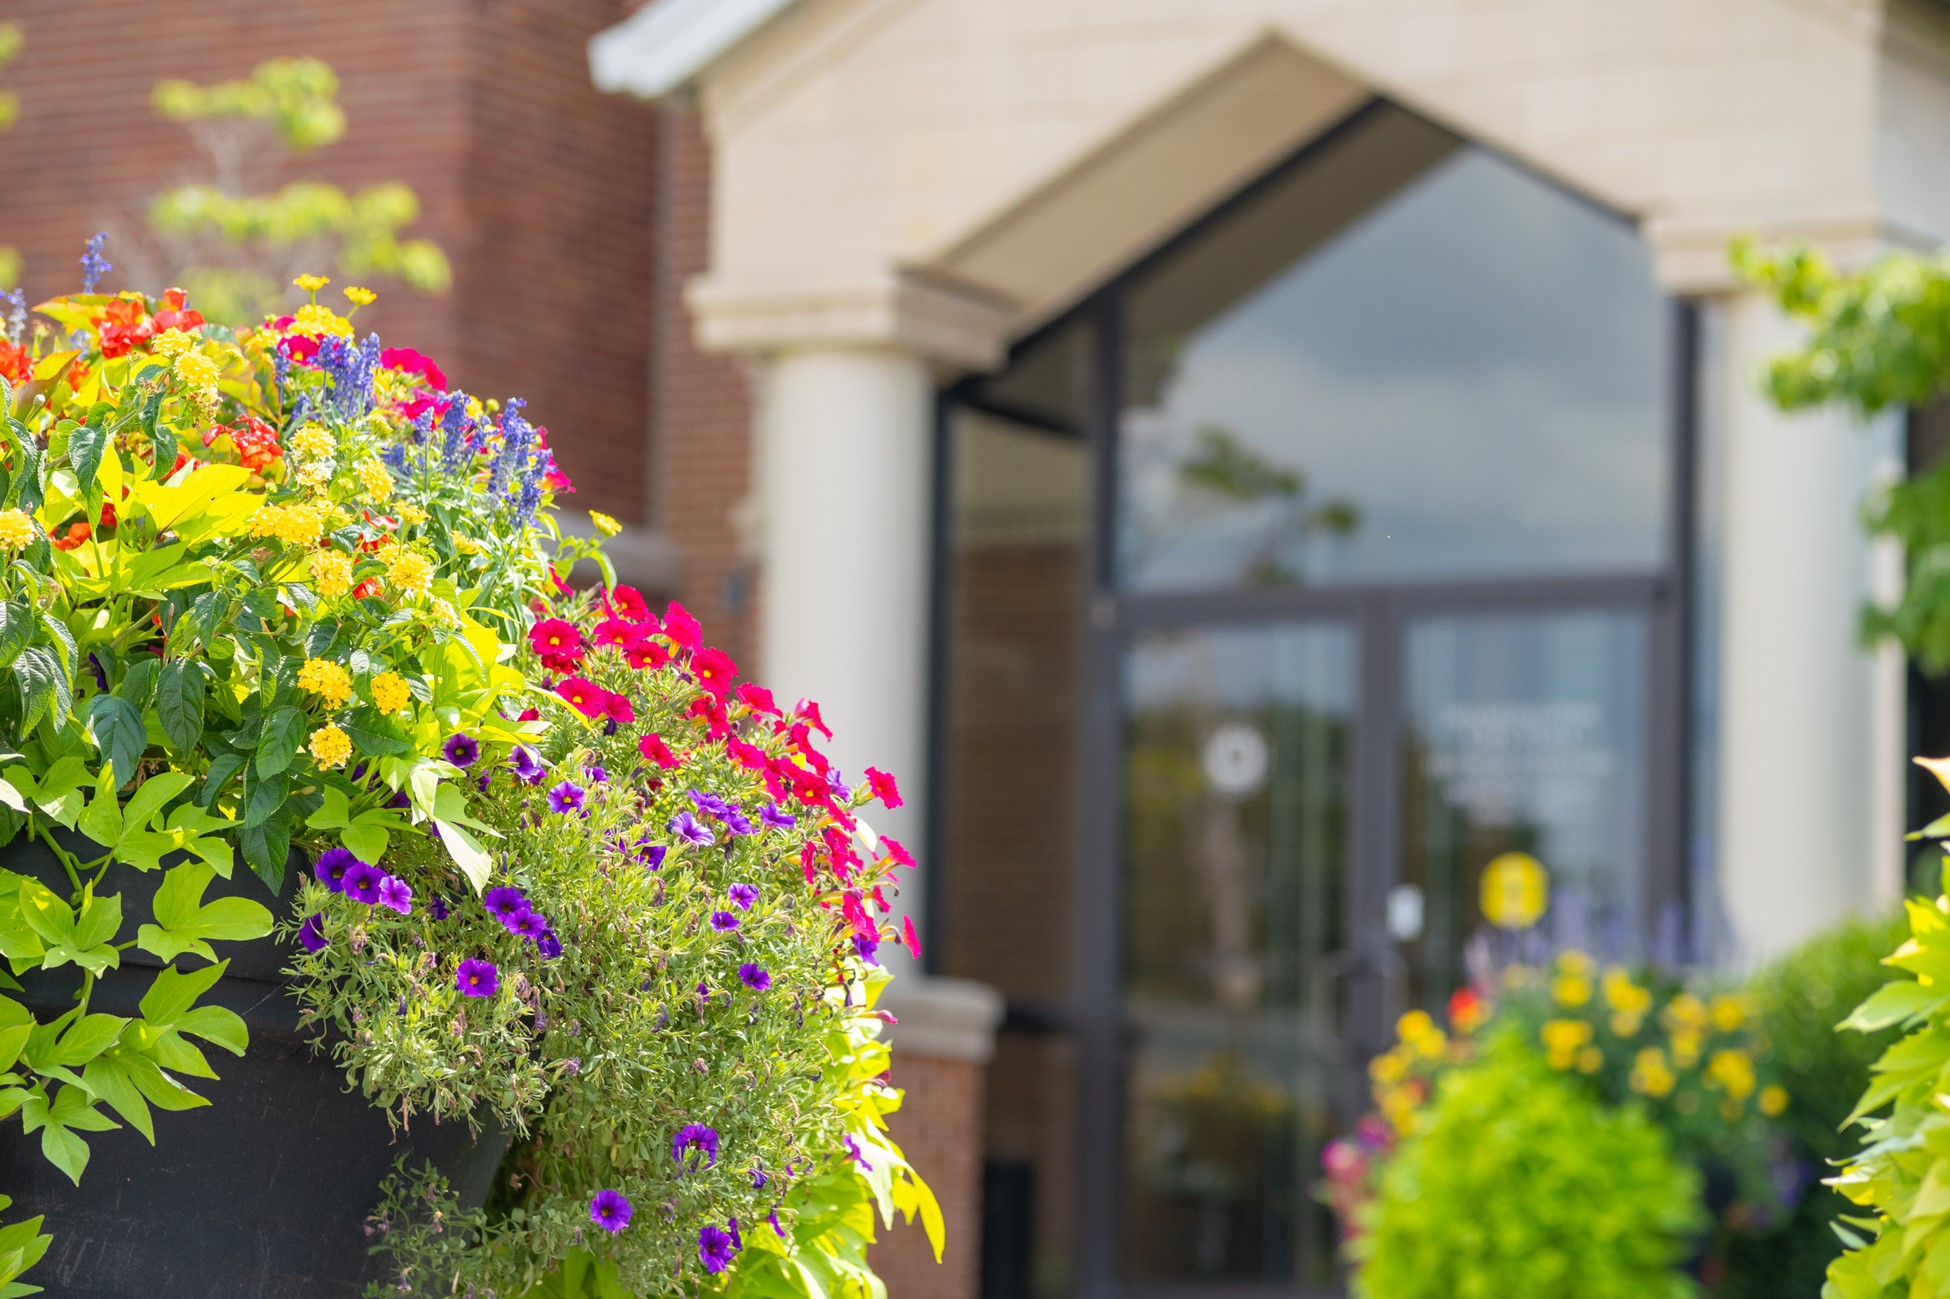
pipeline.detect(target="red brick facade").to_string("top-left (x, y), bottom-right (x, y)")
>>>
top-left (0, 0), bottom-right (664, 527)
top-left (872, 1053), bottom-right (989, 1299)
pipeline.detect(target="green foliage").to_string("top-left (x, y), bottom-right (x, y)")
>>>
top-left (1715, 912), bottom-right (1908, 1299)
top-left (1352, 1032), bottom-right (1704, 1299)
top-left (153, 58), bottom-right (346, 152)
top-left (1734, 238), bottom-right (1950, 671)
top-left (147, 58), bottom-right (449, 324)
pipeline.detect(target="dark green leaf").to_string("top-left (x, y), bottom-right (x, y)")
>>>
top-left (243, 769), bottom-right (286, 829)
top-left (153, 661), bottom-right (205, 755)
top-left (238, 809), bottom-right (291, 894)
top-left (116, 658), bottom-right (158, 712)
top-left (196, 751), bottom-right (245, 810)
top-left (65, 425), bottom-right (106, 499)
top-left (85, 696), bottom-right (146, 787)
top-left (0, 602), bottom-right (33, 675)
top-left (254, 707), bottom-right (304, 778)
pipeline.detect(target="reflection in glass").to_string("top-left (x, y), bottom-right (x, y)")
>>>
top-left (1400, 611), bottom-right (1648, 1009)
top-left (1119, 104), bottom-right (1668, 592)
top-left (1121, 625), bottom-right (1352, 1285)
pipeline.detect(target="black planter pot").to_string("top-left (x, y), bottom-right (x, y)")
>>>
top-left (0, 836), bottom-right (505, 1299)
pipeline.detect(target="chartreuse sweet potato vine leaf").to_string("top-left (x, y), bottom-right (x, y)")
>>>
top-left (136, 863), bottom-right (272, 963)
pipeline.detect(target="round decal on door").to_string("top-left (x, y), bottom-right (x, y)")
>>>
top-left (1201, 723), bottom-right (1271, 801)
top-left (1480, 851), bottom-right (1549, 930)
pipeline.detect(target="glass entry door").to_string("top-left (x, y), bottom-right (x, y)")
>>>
top-left (1119, 623), bottom-right (1354, 1288)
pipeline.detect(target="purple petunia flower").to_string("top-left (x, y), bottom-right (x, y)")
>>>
top-left (668, 811), bottom-right (715, 846)
top-left (508, 746), bottom-right (545, 785)
top-left (673, 1123), bottom-right (720, 1172)
top-left (770, 1210), bottom-right (786, 1239)
top-left (376, 875), bottom-right (413, 915)
top-left (852, 934), bottom-right (880, 967)
top-left (739, 963), bottom-right (771, 992)
top-left (826, 767), bottom-right (849, 798)
top-left (710, 911), bottom-right (740, 932)
top-left (583, 763), bottom-right (609, 785)
top-left (724, 810), bottom-right (755, 837)
top-left (548, 781), bottom-right (586, 815)
top-left (536, 928), bottom-right (564, 960)
top-left (843, 1135), bottom-right (874, 1172)
top-left (456, 958), bottom-right (500, 998)
top-left (476, 771), bottom-right (492, 792)
top-left (342, 861), bottom-right (385, 906)
top-left (697, 982), bottom-right (710, 1003)
top-left (750, 1168), bottom-right (768, 1190)
top-left (758, 803), bottom-right (795, 831)
top-left (698, 1225), bottom-right (737, 1274)
top-left (514, 909), bottom-right (550, 941)
top-left (483, 887), bottom-right (530, 929)
top-left (689, 789), bottom-right (733, 819)
top-left (728, 883), bottom-right (758, 911)
top-left (442, 733), bottom-right (480, 769)
top-left (638, 842), bottom-right (668, 871)
top-left (729, 1217), bottom-right (743, 1251)
top-left (430, 895), bottom-right (450, 921)
top-left (590, 1189), bottom-right (631, 1233)
top-left (314, 848), bottom-right (358, 893)
top-left (298, 913), bottom-right (327, 953)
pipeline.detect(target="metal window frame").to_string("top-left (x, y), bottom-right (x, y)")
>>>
top-left (932, 100), bottom-right (1699, 1299)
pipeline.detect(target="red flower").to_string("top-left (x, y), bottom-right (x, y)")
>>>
top-left (786, 764), bottom-right (830, 809)
top-left (379, 346), bottom-right (448, 391)
top-left (0, 339), bottom-right (29, 386)
top-left (52, 521), bottom-right (91, 551)
top-left (691, 647), bottom-right (737, 698)
top-left (225, 415), bottom-right (283, 472)
top-left (98, 502), bottom-right (117, 529)
top-left (517, 708), bottom-right (541, 722)
top-left (556, 676), bottom-right (604, 718)
top-left (624, 633), bottom-right (670, 672)
top-left (881, 836), bottom-right (916, 870)
top-left (865, 767), bottom-right (902, 810)
top-left (591, 618), bottom-right (637, 649)
top-left (663, 601), bottom-right (702, 651)
top-left (94, 297), bottom-right (153, 358)
top-left (638, 733), bottom-right (680, 769)
top-left (686, 694), bottom-right (730, 739)
top-left (735, 683), bottom-right (779, 716)
top-left (152, 287), bottom-right (204, 333)
top-left (726, 738), bottom-right (768, 772)
top-left (902, 916), bottom-right (923, 958)
top-left (601, 690), bottom-right (636, 725)
top-left (351, 579), bottom-right (382, 599)
top-left (606, 585), bottom-right (651, 623)
top-left (528, 618), bottom-right (584, 664)
top-left (279, 334), bottom-right (320, 364)
top-left (800, 842), bottom-right (820, 886)
top-left (795, 698), bottom-right (832, 739)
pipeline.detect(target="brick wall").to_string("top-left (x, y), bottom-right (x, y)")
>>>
top-left (0, 0), bottom-right (665, 526)
top-left (871, 1052), bottom-right (988, 1299)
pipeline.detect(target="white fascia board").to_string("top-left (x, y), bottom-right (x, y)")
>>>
top-left (590, 0), bottom-right (799, 100)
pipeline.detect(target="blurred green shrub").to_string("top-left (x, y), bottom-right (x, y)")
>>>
top-left (1352, 1031), bottom-right (1704, 1299)
top-left (1714, 913), bottom-right (1907, 1298)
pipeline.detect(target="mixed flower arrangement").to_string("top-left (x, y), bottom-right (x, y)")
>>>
top-left (0, 238), bottom-right (937, 1296)
top-left (1325, 949), bottom-right (1796, 1279)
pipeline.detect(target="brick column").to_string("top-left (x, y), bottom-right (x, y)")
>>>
top-left (870, 978), bottom-right (1004, 1299)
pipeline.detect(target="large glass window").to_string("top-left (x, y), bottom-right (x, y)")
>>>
top-left (939, 99), bottom-right (1686, 1299)
top-left (1119, 106), bottom-right (1669, 592)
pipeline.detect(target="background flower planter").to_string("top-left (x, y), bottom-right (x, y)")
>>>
top-left (0, 837), bottom-right (505, 1299)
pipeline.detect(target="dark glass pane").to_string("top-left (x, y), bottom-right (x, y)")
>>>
top-left (1120, 624), bottom-right (1352, 1286)
top-left (1399, 610), bottom-right (1649, 1009)
top-left (1118, 104), bottom-right (1668, 591)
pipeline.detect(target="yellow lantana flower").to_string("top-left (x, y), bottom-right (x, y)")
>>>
top-left (1705, 1048), bottom-right (1756, 1100)
top-left (369, 671), bottom-right (412, 715)
top-left (381, 547), bottom-right (433, 596)
top-left (308, 724), bottom-right (352, 769)
top-left (248, 503), bottom-right (327, 547)
top-left (343, 286), bottom-right (376, 306)
top-left (151, 328), bottom-right (195, 358)
top-left (0, 510), bottom-right (34, 552)
top-left (292, 303), bottom-right (351, 338)
top-left (172, 351), bottom-right (220, 393)
top-left (1551, 972), bottom-right (1592, 1008)
top-left (297, 658), bottom-right (353, 709)
top-left (294, 274), bottom-right (330, 293)
top-left (289, 423), bottom-right (334, 460)
top-left (1540, 1018), bottom-right (1593, 1070)
top-left (1710, 994), bottom-right (1752, 1034)
top-left (355, 459), bottom-right (393, 502)
top-left (296, 459), bottom-right (336, 489)
top-left (1758, 1084), bottom-right (1789, 1117)
top-left (1630, 1046), bottom-right (1676, 1098)
top-left (309, 550), bottom-right (353, 598)
top-left (590, 511), bottom-right (622, 538)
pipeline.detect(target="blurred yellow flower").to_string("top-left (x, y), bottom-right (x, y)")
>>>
top-left (1576, 1046), bottom-right (1604, 1074)
top-left (1759, 1084), bottom-right (1789, 1117)
top-left (590, 510), bottom-right (622, 538)
top-left (1630, 1046), bottom-right (1676, 1098)
top-left (293, 274), bottom-right (330, 293)
top-left (1540, 1018), bottom-right (1593, 1070)
top-left (343, 285), bottom-right (376, 306)
top-left (0, 510), bottom-right (33, 552)
top-left (292, 303), bottom-right (351, 338)
top-left (151, 328), bottom-right (195, 357)
top-left (1552, 972), bottom-right (1593, 1008)
top-left (1706, 1048), bottom-right (1756, 1100)
top-left (1710, 994), bottom-right (1752, 1034)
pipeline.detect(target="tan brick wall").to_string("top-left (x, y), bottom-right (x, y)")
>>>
top-left (872, 1053), bottom-right (987, 1299)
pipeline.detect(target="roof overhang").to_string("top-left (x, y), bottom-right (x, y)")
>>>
top-left (590, 0), bottom-right (800, 100)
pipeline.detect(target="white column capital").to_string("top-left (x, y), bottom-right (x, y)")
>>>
top-left (688, 269), bottom-right (1017, 372)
